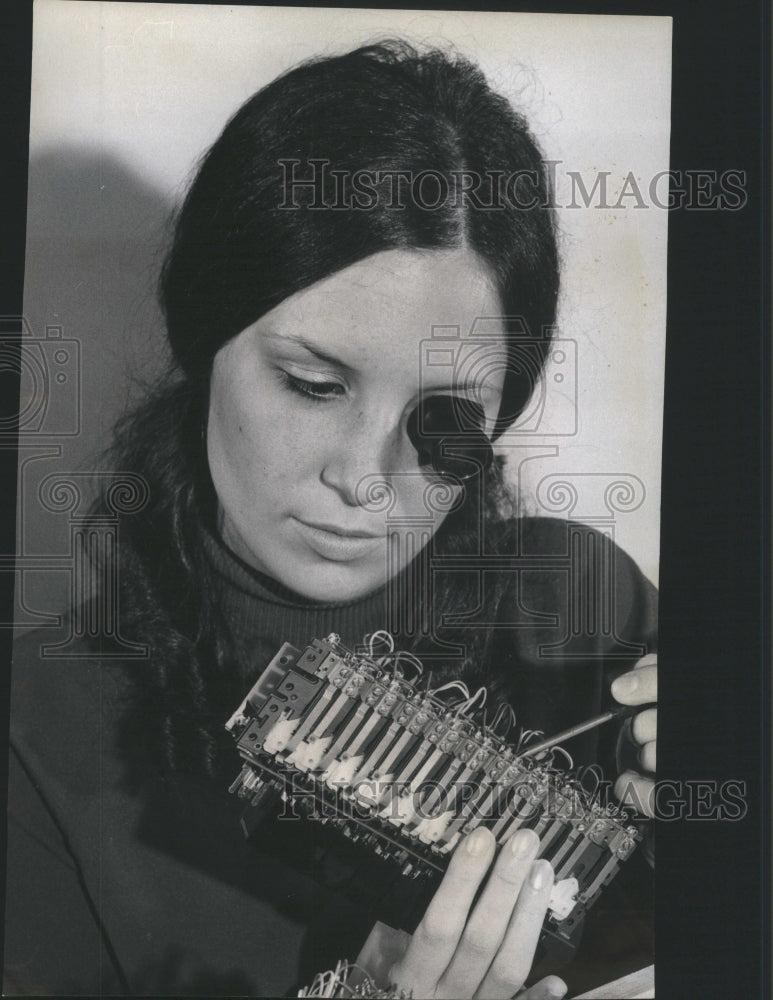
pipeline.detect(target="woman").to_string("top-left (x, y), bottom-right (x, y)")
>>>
top-left (5, 41), bottom-right (657, 997)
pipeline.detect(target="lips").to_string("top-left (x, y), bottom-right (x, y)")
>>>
top-left (291, 517), bottom-right (385, 562)
top-left (300, 520), bottom-right (383, 539)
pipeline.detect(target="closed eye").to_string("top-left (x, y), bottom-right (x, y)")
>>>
top-left (277, 369), bottom-right (346, 402)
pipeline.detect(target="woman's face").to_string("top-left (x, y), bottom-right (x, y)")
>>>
top-left (207, 247), bottom-right (506, 602)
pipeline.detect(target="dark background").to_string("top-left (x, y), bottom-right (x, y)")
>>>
top-left (1, 1), bottom-right (769, 998)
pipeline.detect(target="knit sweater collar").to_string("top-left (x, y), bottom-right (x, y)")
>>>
top-left (201, 526), bottom-right (399, 670)
top-left (201, 525), bottom-right (392, 611)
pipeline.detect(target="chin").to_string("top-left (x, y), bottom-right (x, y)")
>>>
top-left (221, 519), bottom-right (392, 603)
top-left (289, 562), bottom-right (387, 604)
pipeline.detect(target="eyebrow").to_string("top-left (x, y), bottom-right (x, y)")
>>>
top-left (261, 331), bottom-right (353, 371)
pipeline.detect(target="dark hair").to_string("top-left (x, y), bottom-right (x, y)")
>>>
top-left (95, 41), bottom-right (560, 782)
top-left (161, 39), bottom-right (559, 430)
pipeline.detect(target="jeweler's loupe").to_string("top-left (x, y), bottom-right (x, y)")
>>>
top-left (406, 396), bottom-right (493, 481)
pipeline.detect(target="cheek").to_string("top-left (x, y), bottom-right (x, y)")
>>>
top-left (207, 372), bottom-right (330, 509)
top-left (208, 386), bottom-right (269, 487)
top-left (207, 375), bottom-right (279, 514)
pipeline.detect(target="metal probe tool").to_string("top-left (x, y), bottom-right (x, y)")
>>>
top-left (517, 702), bottom-right (653, 758)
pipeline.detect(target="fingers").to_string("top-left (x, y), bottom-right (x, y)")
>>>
top-left (392, 830), bottom-right (555, 999)
top-left (473, 859), bottom-right (555, 999)
top-left (639, 739), bottom-right (657, 772)
top-left (611, 660), bottom-right (657, 706)
top-left (615, 769), bottom-right (655, 818)
top-left (434, 829), bottom-right (539, 999)
top-left (631, 706), bottom-right (657, 744)
top-left (631, 708), bottom-right (657, 771)
top-left (390, 827), bottom-right (495, 997)
top-left (614, 657), bottom-right (657, 815)
top-left (515, 975), bottom-right (568, 999)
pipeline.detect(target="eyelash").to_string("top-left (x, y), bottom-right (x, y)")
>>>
top-left (277, 369), bottom-right (346, 402)
top-left (277, 369), bottom-right (485, 417)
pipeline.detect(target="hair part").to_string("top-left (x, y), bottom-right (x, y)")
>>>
top-left (160, 40), bottom-right (559, 428)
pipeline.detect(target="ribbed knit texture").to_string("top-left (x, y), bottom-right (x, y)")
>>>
top-left (202, 527), bottom-right (404, 675)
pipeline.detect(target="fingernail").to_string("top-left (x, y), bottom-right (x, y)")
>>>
top-left (509, 828), bottom-right (538, 855)
top-left (612, 673), bottom-right (638, 697)
top-left (465, 827), bottom-right (489, 856)
top-left (529, 860), bottom-right (552, 890)
top-left (547, 980), bottom-right (568, 999)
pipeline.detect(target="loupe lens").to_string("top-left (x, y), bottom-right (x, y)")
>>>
top-left (407, 396), bottom-right (493, 481)
top-left (431, 434), bottom-right (492, 480)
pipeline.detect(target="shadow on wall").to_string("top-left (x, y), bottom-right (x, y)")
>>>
top-left (14, 147), bottom-right (173, 631)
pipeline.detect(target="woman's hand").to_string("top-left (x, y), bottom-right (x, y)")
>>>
top-left (388, 827), bottom-right (567, 999)
top-left (611, 653), bottom-right (657, 819)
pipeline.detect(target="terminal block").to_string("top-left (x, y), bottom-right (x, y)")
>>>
top-left (226, 635), bottom-right (640, 957)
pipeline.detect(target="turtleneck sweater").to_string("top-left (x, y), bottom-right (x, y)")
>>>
top-left (4, 518), bottom-right (657, 996)
top-left (201, 525), bottom-right (400, 677)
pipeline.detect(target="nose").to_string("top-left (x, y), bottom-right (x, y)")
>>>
top-left (319, 408), bottom-right (410, 507)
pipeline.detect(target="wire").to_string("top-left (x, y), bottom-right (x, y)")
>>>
top-left (297, 959), bottom-right (411, 999)
top-left (365, 630), bottom-right (395, 658)
top-left (458, 685), bottom-right (487, 716)
top-left (361, 633), bottom-right (424, 685)
top-left (487, 703), bottom-right (504, 733)
top-left (431, 680), bottom-right (471, 702)
top-left (516, 728), bottom-right (545, 752)
top-left (551, 745), bottom-right (574, 770)
top-left (488, 702), bottom-right (517, 738)
top-left (579, 763), bottom-right (604, 797)
top-left (393, 650), bottom-right (424, 681)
